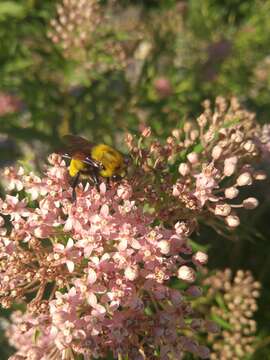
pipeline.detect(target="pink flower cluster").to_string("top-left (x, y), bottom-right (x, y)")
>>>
top-left (1, 155), bottom-right (211, 359)
top-left (126, 97), bottom-right (269, 235)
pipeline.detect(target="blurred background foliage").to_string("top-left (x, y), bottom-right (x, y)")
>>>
top-left (1, 0), bottom-right (270, 359)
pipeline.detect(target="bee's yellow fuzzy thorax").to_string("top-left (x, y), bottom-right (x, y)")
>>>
top-left (91, 144), bottom-right (124, 177)
top-left (69, 158), bottom-right (86, 177)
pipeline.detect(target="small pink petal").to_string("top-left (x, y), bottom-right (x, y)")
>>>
top-left (64, 217), bottom-right (73, 231)
top-left (118, 239), bottom-right (128, 251)
top-left (100, 204), bottom-right (109, 217)
top-left (88, 268), bottom-right (97, 284)
top-left (50, 326), bottom-right (58, 337)
top-left (91, 329), bottom-right (100, 336)
top-left (0, 216), bottom-right (4, 227)
top-left (54, 243), bottom-right (65, 251)
top-left (69, 287), bottom-right (77, 297)
top-left (0, 228), bottom-right (7, 236)
top-left (131, 239), bottom-right (141, 249)
top-left (34, 226), bottom-right (47, 238)
top-left (87, 292), bottom-right (97, 307)
top-left (66, 238), bottom-right (74, 249)
top-left (99, 182), bottom-right (106, 194)
top-left (100, 253), bottom-right (110, 261)
top-left (94, 304), bottom-right (106, 314)
top-left (66, 260), bottom-right (75, 273)
top-left (6, 195), bottom-right (19, 205)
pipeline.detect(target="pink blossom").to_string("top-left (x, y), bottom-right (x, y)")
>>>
top-left (2, 156), bottom-right (208, 359)
top-left (194, 164), bottom-right (219, 206)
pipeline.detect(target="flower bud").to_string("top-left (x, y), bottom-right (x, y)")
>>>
top-left (204, 129), bottom-right (215, 143)
top-left (197, 346), bottom-right (210, 359)
top-left (178, 163), bottom-right (190, 176)
top-left (158, 240), bottom-right (170, 255)
top-left (166, 137), bottom-right (174, 146)
top-left (224, 156), bottom-right (238, 177)
top-left (192, 251), bottom-right (208, 265)
top-left (190, 130), bottom-right (199, 141)
top-left (225, 215), bottom-right (240, 228)
top-left (135, 41), bottom-right (152, 60)
top-left (170, 289), bottom-right (182, 305)
top-left (183, 122), bottom-right (192, 133)
top-left (243, 197), bottom-right (259, 210)
top-left (186, 285), bottom-right (202, 297)
top-left (177, 265), bottom-right (196, 283)
top-left (231, 131), bottom-right (244, 143)
top-left (172, 184), bottom-right (180, 197)
top-left (175, 221), bottom-right (190, 236)
top-left (212, 145), bottom-right (222, 160)
top-left (236, 172), bottom-right (252, 186)
top-left (190, 319), bottom-right (203, 330)
top-left (48, 153), bottom-right (62, 165)
top-left (253, 170), bottom-right (267, 180)
top-left (187, 152), bottom-right (199, 164)
top-left (154, 77), bottom-right (172, 98)
top-left (204, 320), bottom-right (220, 333)
top-left (214, 204), bottom-right (231, 217)
top-left (172, 129), bottom-right (181, 139)
top-left (117, 184), bottom-right (132, 200)
top-left (141, 127), bottom-right (151, 138)
top-left (225, 187), bottom-right (239, 199)
top-left (243, 140), bottom-right (255, 152)
top-left (124, 266), bottom-right (138, 281)
top-left (197, 114), bottom-right (207, 128)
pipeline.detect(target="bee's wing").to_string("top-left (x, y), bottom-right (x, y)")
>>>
top-left (62, 135), bottom-right (93, 152)
top-left (62, 134), bottom-right (101, 168)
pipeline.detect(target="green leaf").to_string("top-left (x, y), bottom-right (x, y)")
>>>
top-left (5, 58), bottom-right (33, 72)
top-left (33, 328), bottom-right (41, 344)
top-left (215, 293), bottom-right (228, 311)
top-left (188, 239), bottom-right (210, 252)
top-left (169, 277), bottom-right (188, 291)
top-left (193, 142), bottom-right (204, 154)
top-left (210, 313), bottom-right (232, 331)
top-left (223, 118), bottom-right (241, 129)
top-left (144, 306), bottom-right (154, 316)
top-left (0, 2), bottom-right (26, 19)
top-left (179, 148), bottom-right (188, 161)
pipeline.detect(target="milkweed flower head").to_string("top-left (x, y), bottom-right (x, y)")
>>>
top-left (126, 97), bottom-right (269, 234)
top-left (204, 269), bottom-right (261, 359)
top-left (48, 0), bottom-right (101, 56)
top-left (1, 154), bottom-right (210, 359)
top-left (47, 0), bottom-right (126, 70)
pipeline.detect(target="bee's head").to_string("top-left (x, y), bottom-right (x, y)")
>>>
top-left (113, 155), bottom-right (131, 178)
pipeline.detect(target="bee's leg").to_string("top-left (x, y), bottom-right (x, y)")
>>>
top-left (62, 153), bottom-right (72, 161)
top-left (71, 172), bottom-right (80, 203)
top-left (91, 169), bottom-right (100, 190)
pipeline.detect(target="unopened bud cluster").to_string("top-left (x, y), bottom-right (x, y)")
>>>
top-left (47, 0), bottom-right (126, 69)
top-left (48, 0), bottom-right (101, 55)
top-left (126, 97), bottom-right (269, 232)
top-left (204, 269), bottom-right (261, 359)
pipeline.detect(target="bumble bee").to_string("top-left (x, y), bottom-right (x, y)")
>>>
top-left (61, 134), bottom-right (128, 202)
